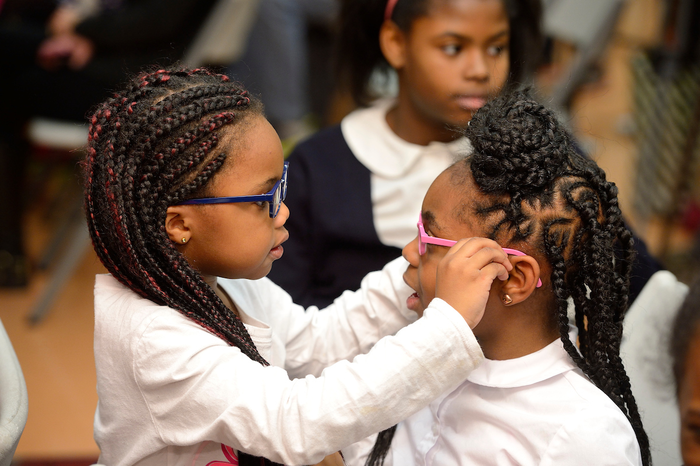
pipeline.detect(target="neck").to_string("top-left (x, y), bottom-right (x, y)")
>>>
top-left (479, 328), bottom-right (559, 360)
top-left (204, 274), bottom-right (240, 317)
top-left (476, 302), bottom-right (560, 360)
top-left (386, 95), bottom-right (461, 145)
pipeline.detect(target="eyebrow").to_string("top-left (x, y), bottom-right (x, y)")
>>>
top-left (422, 211), bottom-right (442, 233)
top-left (253, 176), bottom-right (279, 194)
top-left (437, 30), bottom-right (509, 43)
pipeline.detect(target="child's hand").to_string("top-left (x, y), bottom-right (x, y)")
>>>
top-left (435, 238), bottom-right (512, 328)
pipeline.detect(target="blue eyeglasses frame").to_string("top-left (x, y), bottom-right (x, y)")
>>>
top-left (176, 162), bottom-right (288, 218)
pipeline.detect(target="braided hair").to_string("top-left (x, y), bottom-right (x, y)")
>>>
top-left (84, 66), bottom-right (281, 466)
top-left (366, 91), bottom-right (652, 466)
top-left (336, 0), bottom-right (543, 107)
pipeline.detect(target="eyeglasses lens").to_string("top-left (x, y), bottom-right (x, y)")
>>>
top-left (272, 184), bottom-right (282, 218)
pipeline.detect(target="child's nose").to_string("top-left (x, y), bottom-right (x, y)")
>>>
top-left (463, 49), bottom-right (489, 81)
top-left (402, 236), bottom-right (420, 267)
top-left (275, 201), bottom-right (290, 226)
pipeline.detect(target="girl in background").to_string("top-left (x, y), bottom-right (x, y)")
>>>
top-left (267, 0), bottom-right (542, 307)
top-left (268, 0), bottom-right (661, 309)
top-left (85, 66), bottom-right (514, 466)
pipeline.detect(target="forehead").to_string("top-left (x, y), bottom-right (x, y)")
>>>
top-left (210, 116), bottom-right (284, 191)
top-left (422, 166), bottom-right (485, 237)
top-left (411, 0), bottom-right (509, 36)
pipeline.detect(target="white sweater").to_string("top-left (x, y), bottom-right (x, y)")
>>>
top-left (93, 257), bottom-right (484, 466)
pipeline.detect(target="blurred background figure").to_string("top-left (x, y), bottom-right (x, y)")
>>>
top-left (0, 0), bottom-right (217, 287)
top-left (227, 0), bottom-right (339, 148)
top-left (268, 0), bottom-right (546, 309)
top-left (628, 0), bottom-right (700, 282)
top-left (669, 275), bottom-right (700, 466)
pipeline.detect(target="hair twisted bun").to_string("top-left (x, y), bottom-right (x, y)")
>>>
top-left (466, 91), bottom-right (573, 197)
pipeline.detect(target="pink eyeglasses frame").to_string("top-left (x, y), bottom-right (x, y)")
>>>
top-left (417, 214), bottom-right (542, 287)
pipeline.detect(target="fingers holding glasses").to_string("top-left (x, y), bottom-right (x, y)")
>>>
top-left (436, 238), bottom-right (513, 328)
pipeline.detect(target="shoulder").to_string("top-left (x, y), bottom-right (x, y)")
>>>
top-left (218, 277), bottom-right (295, 323)
top-left (94, 274), bottom-right (221, 351)
top-left (286, 126), bottom-right (370, 184)
top-left (542, 376), bottom-right (642, 465)
top-left (288, 125), bottom-right (347, 162)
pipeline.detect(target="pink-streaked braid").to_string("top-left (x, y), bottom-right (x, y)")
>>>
top-left (84, 66), bottom-right (283, 466)
top-left (384, 0), bottom-right (399, 20)
top-left (85, 67), bottom-right (268, 368)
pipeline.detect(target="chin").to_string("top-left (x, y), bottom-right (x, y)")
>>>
top-left (250, 263), bottom-right (274, 280)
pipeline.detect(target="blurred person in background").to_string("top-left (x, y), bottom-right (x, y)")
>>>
top-left (227, 0), bottom-right (339, 146)
top-left (0, 0), bottom-right (216, 287)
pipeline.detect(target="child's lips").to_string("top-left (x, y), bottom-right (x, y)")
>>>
top-left (269, 244), bottom-right (284, 260)
top-left (269, 233), bottom-right (289, 260)
top-left (454, 95), bottom-right (487, 111)
top-left (406, 292), bottom-right (421, 312)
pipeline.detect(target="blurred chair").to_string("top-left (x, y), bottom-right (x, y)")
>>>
top-left (542, 0), bottom-right (626, 109)
top-left (25, 118), bottom-right (90, 324)
top-left (621, 270), bottom-right (688, 466)
top-left (0, 318), bottom-right (29, 466)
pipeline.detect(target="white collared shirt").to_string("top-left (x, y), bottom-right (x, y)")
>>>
top-left (341, 99), bottom-right (472, 248)
top-left (93, 258), bottom-right (487, 466)
top-left (343, 327), bottom-right (643, 466)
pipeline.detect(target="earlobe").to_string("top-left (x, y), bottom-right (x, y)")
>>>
top-left (501, 256), bottom-right (541, 305)
top-left (379, 20), bottom-right (406, 70)
top-left (165, 206), bottom-right (191, 245)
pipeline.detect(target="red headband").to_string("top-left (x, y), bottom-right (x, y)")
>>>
top-left (384, 0), bottom-right (399, 21)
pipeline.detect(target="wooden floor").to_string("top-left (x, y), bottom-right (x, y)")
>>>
top-left (1, 0), bottom-right (696, 462)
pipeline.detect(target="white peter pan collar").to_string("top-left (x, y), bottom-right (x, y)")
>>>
top-left (340, 99), bottom-right (471, 178)
top-left (467, 326), bottom-right (580, 388)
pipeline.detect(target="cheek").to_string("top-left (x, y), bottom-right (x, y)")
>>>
top-left (680, 354), bottom-right (700, 466)
top-left (681, 417), bottom-right (700, 466)
top-left (490, 55), bottom-right (509, 89)
top-left (418, 259), bottom-right (439, 302)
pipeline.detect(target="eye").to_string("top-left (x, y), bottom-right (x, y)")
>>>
top-left (442, 44), bottom-right (461, 56)
top-left (254, 201), bottom-right (268, 208)
top-left (486, 43), bottom-right (508, 57)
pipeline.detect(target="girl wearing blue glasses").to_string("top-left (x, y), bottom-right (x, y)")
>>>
top-left (343, 91), bottom-right (651, 466)
top-left (84, 66), bottom-right (515, 466)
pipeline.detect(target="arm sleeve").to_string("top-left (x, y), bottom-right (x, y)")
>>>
top-left (541, 406), bottom-right (642, 466)
top-left (134, 298), bottom-right (483, 465)
top-left (264, 256), bottom-right (418, 378)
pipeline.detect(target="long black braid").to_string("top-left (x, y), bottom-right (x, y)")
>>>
top-left (366, 91), bottom-right (651, 466)
top-left (84, 65), bottom-right (281, 466)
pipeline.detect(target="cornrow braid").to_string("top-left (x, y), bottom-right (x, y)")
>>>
top-left (366, 91), bottom-right (651, 465)
top-left (84, 66), bottom-right (281, 466)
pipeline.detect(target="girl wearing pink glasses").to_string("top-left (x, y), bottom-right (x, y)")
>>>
top-left (343, 91), bottom-right (651, 466)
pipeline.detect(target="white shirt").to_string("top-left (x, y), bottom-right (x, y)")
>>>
top-left (343, 327), bottom-right (642, 466)
top-left (341, 99), bottom-right (472, 248)
top-left (93, 257), bottom-right (485, 466)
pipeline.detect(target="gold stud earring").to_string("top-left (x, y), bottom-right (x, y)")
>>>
top-left (181, 237), bottom-right (188, 244)
top-left (502, 294), bottom-right (513, 305)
